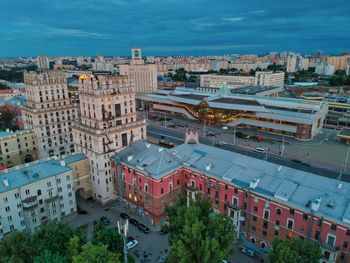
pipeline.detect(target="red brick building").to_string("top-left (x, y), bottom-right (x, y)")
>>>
top-left (112, 140), bottom-right (350, 263)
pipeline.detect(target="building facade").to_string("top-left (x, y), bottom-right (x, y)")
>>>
top-left (255, 71), bottom-right (285, 87)
top-left (0, 129), bottom-right (37, 168)
top-left (139, 85), bottom-right (327, 140)
top-left (0, 154), bottom-right (82, 238)
top-left (72, 74), bottom-right (147, 205)
top-left (286, 55), bottom-right (297, 73)
top-left (327, 55), bottom-right (350, 71)
top-left (118, 48), bottom-right (157, 94)
top-left (200, 74), bottom-right (257, 89)
top-left (36, 55), bottom-right (50, 70)
top-left (22, 70), bottom-right (78, 158)
top-left (113, 140), bottom-right (350, 263)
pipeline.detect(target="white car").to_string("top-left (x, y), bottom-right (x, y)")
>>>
top-left (126, 239), bottom-right (138, 250)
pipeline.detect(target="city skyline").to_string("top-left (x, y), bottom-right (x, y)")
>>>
top-left (0, 0), bottom-right (349, 57)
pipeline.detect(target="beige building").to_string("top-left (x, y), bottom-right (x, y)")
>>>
top-left (286, 55), bottom-right (297, 73)
top-left (22, 70), bottom-right (78, 159)
top-left (200, 74), bottom-right (257, 89)
top-left (327, 55), bottom-right (350, 71)
top-left (36, 55), bottom-right (50, 69)
top-left (255, 71), bottom-right (285, 87)
top-left (119, 48), bottom-right (157, 94)
top-left (0, 129), bottom-right (37, 168)
top-left (72, 74), bottom-right (147, 205)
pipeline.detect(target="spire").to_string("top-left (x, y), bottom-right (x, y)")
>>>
top-left (217, 83), bottom-right (231, 96)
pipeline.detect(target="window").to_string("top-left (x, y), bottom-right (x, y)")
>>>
top-left (276, 220), bottom-right (280, 226)
top-left (326, 234), bottom-right (336, 247)
top-left (253, 216), bottom-right (257, 222)
top-left (289, 208), bottom-right (294, 215)
top-left (276, 208), bottom-right (281, 215)
top-left (144, 184), bottom-right (148, 192)
top-left (232, 197), bottom-right (238, 207)
top-left (264, 210), bottom-right (270, 220)
top-left (287, 218), bottom-right (294, 230)
top-left (25, 189), bottom-right (30, 195)
top-left (5, 206), bottom-right (10, 212)
top-left (303, 214), bottom-right (308, 220)
top-left (263, 221), bottom-right (268, 229)
top-left (254, 206), bottom-right (258, 212)
top-left (331, 224), bottom-right (337, 231)
top-left (3, 197), bottom-right (8, 203)
top-left (37, 189), bottom-right (42, 196)
top-left (274, 230), bottom-right (279, 236)
top-left (47, 182), bottom-right (52, 188)
top-left (343, 241), bottom-right (348, 249)
top-left (314, 231), bottom-right (320, 240)
top-left (318, 219), bottom-right (323, 227)
top-left (161, 188), bottom-right (164, 194)
top-left (252, 226), bottom-right (256, 232)
top-left (262, 230), bottom-right (267, 236)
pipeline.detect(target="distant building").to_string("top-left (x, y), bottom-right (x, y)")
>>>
top-left (72, 74), bottom-right (147, 205)
top-left (200, 74), bottom-right (257, 89)
top-left (0, 154), bottom-right (83, 238)
top-left (327, 54), bottom-right (350, 71)
top-left (286, 55), bottom-right (297, 73)
top-left (36, 55), bottom-right (50, 70)
top-left (22, 70), bottom-right (78, 158)
top-left (315, 63), bottom-right (335, 76)
top-left (255, 71), bottom-right (285, 87)
top-left (119, 48), bottom-right (157, 94)
top-left (0, 129), bottom-right (37, 167)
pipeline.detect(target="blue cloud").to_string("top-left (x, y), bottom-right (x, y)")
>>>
top-left (0, 0), bottom-right (349, 57)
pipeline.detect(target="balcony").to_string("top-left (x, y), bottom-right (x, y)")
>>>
top-left (320, 241), bottom-right (340, 253)
top-left (22, 196), bottom-right (38, 210)
top-left (186, 185), bottom-right (198, 192)
top-left (226, 201), bottom-right (241, 210)
top-left (45, 194), bottom-right (59, 203)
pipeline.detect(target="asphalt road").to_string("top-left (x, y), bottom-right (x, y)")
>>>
top-left (147, 124), bottom-right (350, 182)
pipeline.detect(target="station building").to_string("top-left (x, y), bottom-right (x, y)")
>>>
top-left (138, 85), bottom-right (328, 140)
top-left (112, 137), bottom-right (350, 263)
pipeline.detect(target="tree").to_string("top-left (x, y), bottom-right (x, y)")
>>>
top-left (0, 231), bottom-right (33, 263)
top-left (165, 195), bottom-right (236, 263)
top-left (93, 227), bottom-right (124, 254)
top-left (67, 236), bottom-right (80, 262)
top-left (33, 250), bottom-right (67, 263)
top-left (72, 243), bottom-right (121, 263)
top-left (32, 223), bottom-right (75, 257)
top-left (269, 238), bottom-right (322, 263)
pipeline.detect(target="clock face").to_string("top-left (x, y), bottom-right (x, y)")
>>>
top-left (134, 50), bottom-right (139, 57)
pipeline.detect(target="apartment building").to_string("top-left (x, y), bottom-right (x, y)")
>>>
top-left (327, 55), bottom-right (350, 71)
top-left (113, 139), bottom-right (350, 263)
top-left (72, 74), bottom-right (147, 205)
top-left (119, 48), bottom-right (157, 94)
top-left (0, 129), bottom-right (37, 168)
top-left (36, 55), bottom-right (50, 70)
top-left (200, 74), bottom-right (257, 89)
top-left (22, 70), bottom-right (78, 158)
top-left (286, 55), bottom-right (297, 73)
top-left (255, 71), bottom-right (285, 87)
top-left (0, 154), bottom-right (83, 238)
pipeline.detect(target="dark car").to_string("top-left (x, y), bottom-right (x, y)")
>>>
top-left (78, 210), bottom-right (88, 215)
top-left (138, 223), bottom-right (150, 234)
top-left (120, 212), bottom-right (129, 220)
top-left (100, 216), bottom-right (111, 226)
top-left (129, 218), bottom-right (139, 227)
top-left (207, 132), bottom-right (215, 137)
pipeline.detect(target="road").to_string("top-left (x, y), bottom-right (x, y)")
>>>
top-left (147, 124), bottom-right (350, 182)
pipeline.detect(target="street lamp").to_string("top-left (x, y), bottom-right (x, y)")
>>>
top-left (117, 219), bottom-right (129, 263)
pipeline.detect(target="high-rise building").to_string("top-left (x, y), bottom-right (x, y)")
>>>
top-left (327, 54), bottom-right (350, 71)
top-left (36, 55), bottom-right (50, 69)
top-left (255, 71), bottom-right (285, 87)
top-left (200, 74), bottom-right (257, 88)
top-left (315, 62), bottom-right (335, 76)
top-left (119, 48), bottom-right (157, 94)
top-left (22, 70), bottom-right (78, 158)
top-left (72, 74), bottom-right (147, 205)
top-left (286, 55), bottom-right (297, 73)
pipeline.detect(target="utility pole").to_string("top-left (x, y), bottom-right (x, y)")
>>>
top-left (212, 135), bottom-right (215, 146)
top-left (233, 126), bottom-right (236, 145)
top-left (281, 136), bottom-right (285, 156)
top-left (164, 112), bottom-right (167, 127)
top-left (344, 147), bottom-right (350, 174)
top-left (117, 220), bottom-right (129, 263)
top-left (203, 121), bottom-right (206, 137)
top-left (265, 148), bottom-right (268, 161)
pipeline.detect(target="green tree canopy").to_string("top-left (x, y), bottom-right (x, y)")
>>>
top-left (72, 243), bottom-right (121, 263)
top-left (33, 250), bottom-right (67, 263)
top-left (93, 227), bottom-right (123, 254)
top-left (269, 238), bottom-right (322, 263)
top-left (32, 223), bottom-right (75, 257)
top-left (0, 231), bottom-right (33, 263)
top-left (165, 195), bottom-right (236, 263)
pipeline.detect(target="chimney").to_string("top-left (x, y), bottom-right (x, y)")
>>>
top-left (60, 159), bottom-right (65, 166)
top-left (249, 178), bottom-right (260, 189)
top-left (3, 178), bottom-right (9, 187)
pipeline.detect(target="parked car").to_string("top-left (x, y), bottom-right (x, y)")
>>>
top-left (100, 216), bottom-right (111, 226)
top-left (120, 212), bottom-right (129, 220)
top-left (129, 218), bottom-right (139, 227)
top-left (127, 236), bottom-right (135, 243)
top-left (207, 132), bottom-right (215, 137)
top-left (138, 223), bottom-right (150, 234)
top-left (78, 210), bottom-right (88, 215)
top-left (239, 247), bottom-right (256, 258)
top-left (126, 239), bottom-right (138, 250)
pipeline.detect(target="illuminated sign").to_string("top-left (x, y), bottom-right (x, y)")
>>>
top-left (79, 74), bottom-right (94, 80)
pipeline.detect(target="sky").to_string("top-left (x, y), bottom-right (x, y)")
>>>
top-left (0, 0), bottom-right (349, 57)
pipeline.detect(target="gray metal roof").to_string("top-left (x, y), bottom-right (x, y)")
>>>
top-left (113, 140), bottom-right (350, 227)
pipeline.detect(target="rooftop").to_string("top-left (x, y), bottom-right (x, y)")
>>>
top-left (0, 129), bottom-right (33, 139)
top-left (114, 140), bottom-right (350, 227)
top-left (0, 153), bottom-right (87, 194)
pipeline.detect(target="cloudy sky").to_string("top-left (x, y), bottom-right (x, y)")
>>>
top-left (0, 0), bottom-right (349, 57)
